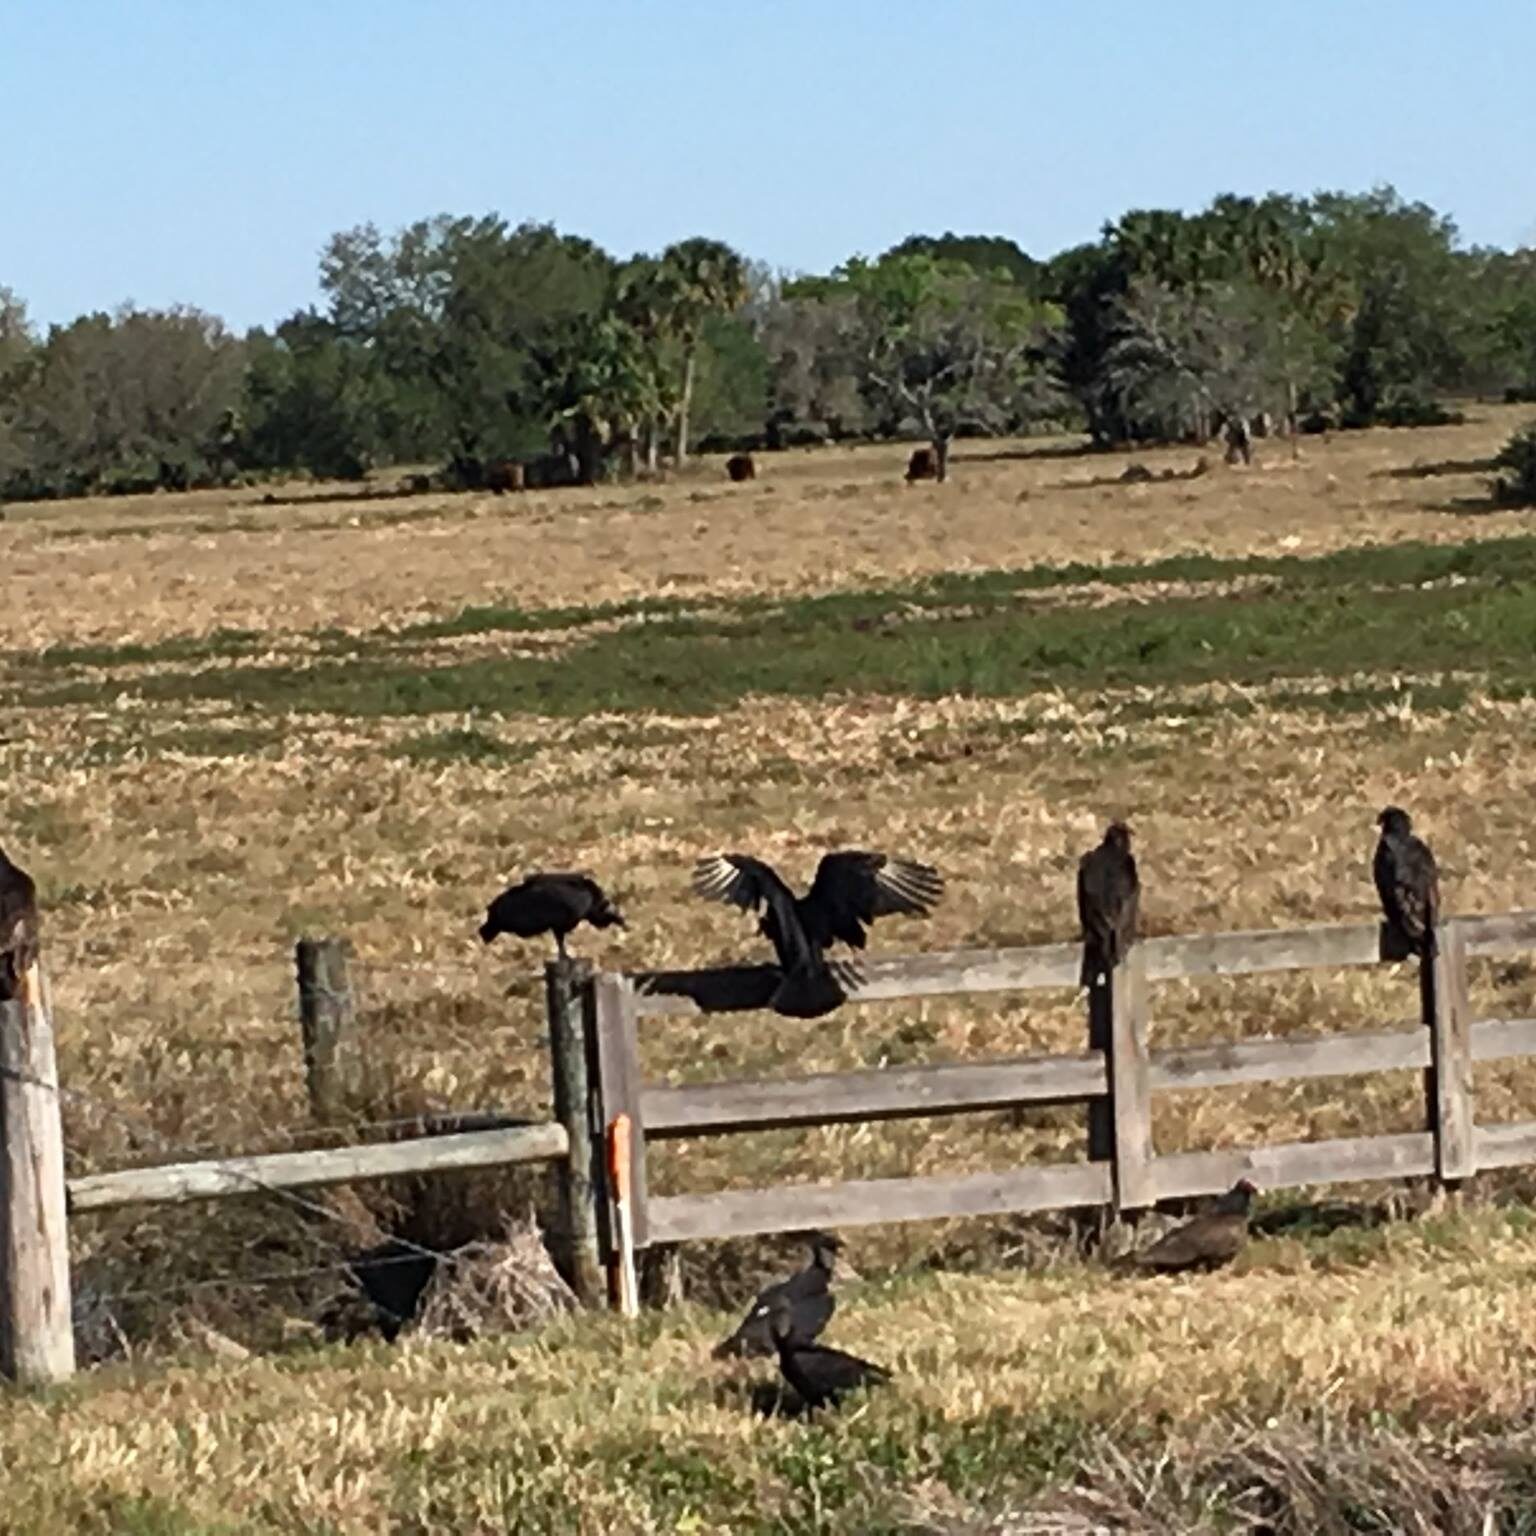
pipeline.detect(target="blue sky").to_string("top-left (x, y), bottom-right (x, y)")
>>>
top-left (4, 0), bottom-right (1533, 331)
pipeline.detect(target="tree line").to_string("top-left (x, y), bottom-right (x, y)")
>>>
top-left (2, 185), bottom-right (1534, 500)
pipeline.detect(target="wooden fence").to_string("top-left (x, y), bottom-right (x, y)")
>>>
top-left (4, 909), bottom-right (1536, 1383)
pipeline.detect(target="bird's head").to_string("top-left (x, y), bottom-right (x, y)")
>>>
top-left (1221, 1178), bottom-right (1259, 1213)
top-left (807, 1230), bottom-right (844, 1267)
top-left (1105, 820), bottom-right (1133, 850)
top-left (1377, 806), bottom-right (1412, 837)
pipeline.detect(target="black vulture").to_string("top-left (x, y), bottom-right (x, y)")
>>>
top-left (767, 1296), bottom-right (891, 1410)
top-left (479, 873), bottom-right (625, 961)
top-left (1129, 1179), bottom-right (1257, 1273)
top-left (0, 845), bottom-right (39, 1004)
top-left (1373, 806), bottom-right (1440, 958)
top-left (713, 1232), bottom-right (843, 1359)
top-left (1077, 821), bottom-right (1139, 988)
top-left (691, 849), bottom-right (944, 1018)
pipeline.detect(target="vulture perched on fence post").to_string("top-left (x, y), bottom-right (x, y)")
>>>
top-left (0, 845), bottom-right (39, 1004)
top-left (1373, 806), bottom-right (1440, 959)
top-left (691, 849), bottom-right (944, 1018)
top-left (478, 873), bottom-right (625, 961)
top-left (767, 1296), bottom-right (890, 1411)
top-left (1077, 821), bottom-right (1139, 988)
top-left (713, 1232), bottom-right (843, 1359)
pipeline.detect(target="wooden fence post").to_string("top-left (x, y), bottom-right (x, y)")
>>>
top-left (1423, 919), bottom-right (1473, 1184)
top-left (589, 973), bottom-right (649, 1251)
top-left (0, 963), bottom-right (75, 1385)
top-left (1085, 981), bottom-right (1114, 1168)
top-left (295, 938), bottom-right (358, 1122)
top-left (546, 959), bottom-right (604, 1305)
top-left (1108, 947), bottom-right (1155, 1211)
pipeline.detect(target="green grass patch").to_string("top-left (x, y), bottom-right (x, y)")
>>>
top-left (392, 727), bottom-right (537, 766)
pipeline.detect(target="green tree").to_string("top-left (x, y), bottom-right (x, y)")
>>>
top-left (5, 306), bottom-right (245, 496)
top-left (655, 238), bottom-right (749, 463)
top-left (809, 253), bottom-right (1062, 480)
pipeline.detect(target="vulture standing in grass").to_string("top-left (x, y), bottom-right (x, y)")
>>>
top-left (713, 1232), bottom-right (843, 1359)
top-left (1077, 821), bottom-right (1140, 988)
top-left (767, 1296), bottom-right (890, 1410)
top-left (0, 846), bottom-right (39, 1004)
top-left (692, 849), bottom-right (945, 1018)
top-left (1129, 1179), bottom-right (1258, 1273)
top-left (478, 873), bottom-right (625, 961)
top-left (1373, 806), bottom-right (1440, 958)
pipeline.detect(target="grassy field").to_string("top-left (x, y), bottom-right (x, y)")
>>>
top-left (3, 407), bottom-right (1536, 1530)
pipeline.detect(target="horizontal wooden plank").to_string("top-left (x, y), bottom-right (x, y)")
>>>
top-left (641, 1052), bottom-right (1106, 1137)
top-left (1464, 912), bottom-right (1536, 959)
top-left (630, 947), bottom-right (1080, 1016)
top-left (1149, 1027), bottom-right (1428, 1092)
top-left (1471, 1017), bottom-right (1536, 1062)
top-left (67, 1122), bottom-right (570, 1212)
top-left (628, 910), bottom-right (1536, 1016)
top-left (1473, 1120), bottom-right (1536, 1171)
top-left (646, 1161), bottom-right (1111, 1244)
top-left (1151, 1132), bottom-right (1435, 1202)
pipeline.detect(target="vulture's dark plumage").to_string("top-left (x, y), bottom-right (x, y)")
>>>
top-left (1077, 821), bottom-right (1139, 988)
top-left (713, 1232), bottom-right (843, 1359)
top-left (479, 873), bottom-right (625, 960)
top-left (1130, 1179), bottom-right (1257, 1274)
top-left (768, 1297), bottom-right (890, 1410)
top-left (0, 846), bottom-right (39, 1004)
top-left (692, 849), bottom-right (944, 1018)
top-left (1373, 806), bottom-right (1440, 958)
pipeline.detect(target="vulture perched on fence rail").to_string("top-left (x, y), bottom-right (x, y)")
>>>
top-left (713, 1232), bottom-right (843, 1359)
top-left (0, 846), bottom-right (39, 1004)
top-left (478, 873), bottom-right (625, 961)
top-left (691, 849), bottom-right (944, 1018)
top-left (1373, 806), bottom-right (1440, 959)
top-left (1077, 821), bottom-right (1139, 988)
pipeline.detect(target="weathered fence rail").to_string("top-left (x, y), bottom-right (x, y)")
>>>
top-left (6, 908), bottom-right (1536, 1383)
top-left (583, 911), bottom-right (1536, 1254)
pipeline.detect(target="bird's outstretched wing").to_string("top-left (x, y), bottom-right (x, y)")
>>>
top-left (693, 854), bottom-right (819, 973)
top-left (800, 851), bottom-right (944, 951)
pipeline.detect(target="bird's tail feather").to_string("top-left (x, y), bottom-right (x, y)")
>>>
top-left (773, 960), bottom-right (861, 1019)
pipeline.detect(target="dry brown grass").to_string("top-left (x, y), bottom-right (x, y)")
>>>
top-left (9, 1204), bottom-right (1536, 1531)
top-left (3, 412), bottom-right (1536, 1526)
top-left (1, 409), bottom-right (1528, 650)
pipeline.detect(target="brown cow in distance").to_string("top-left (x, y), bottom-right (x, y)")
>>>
top-left (905, 448), bottom-right (937, 482)
top-left (726, 453), bottom-right (756, 482)
top-left (486, 460), bottom-right (525, 494)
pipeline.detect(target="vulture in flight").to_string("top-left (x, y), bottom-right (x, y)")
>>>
top-left (1373, 806), bottom-right (1440, 959)
top-left (479, 873), bottom-right (625, 961)
top-left (1077, 821), bottom-right (1139, 988)
top-left (0, 846), bottom-right (39, 1004)
top-left (691, 849), bottom-right (944, 1018)
top-left (713, 1232), bottom-right (843, 1359)
top-left (1128, 1179), bottom-right (1257, 1274)
top-left (766, 1296), bottom-right (890, 1411)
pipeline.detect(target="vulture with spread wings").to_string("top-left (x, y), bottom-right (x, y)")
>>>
top-left (691, 850), bottom-right (944, 1018)
top-left (1373, 806), bottom-right (1440, 959)
top-left (0, 846), bottom-right (40, 1004)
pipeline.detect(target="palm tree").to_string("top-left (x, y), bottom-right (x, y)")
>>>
top-left (657, 238), bottom-right (748, 464)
